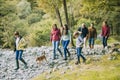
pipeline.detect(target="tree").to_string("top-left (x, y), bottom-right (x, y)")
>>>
top-left (62, 0), bottom-right (75, 47)
top-left (16, 0), bottom-right (31, 19)
top-left (52, 1), bottom-right (63, 27)
top-left (0, 0), bottom-right (17, 48)
top-left (37, 0), bottom-right (63, 27)
top-left (63, 0), bottom-right (69, 26)
top-left (80, 0), bottom-right (120, 35)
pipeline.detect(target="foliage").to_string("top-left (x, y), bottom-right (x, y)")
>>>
top-left (0, 0), bottom-right (16, 17)
top-left (73, 18), bottom-right (93, 31)
top-left (37, 0), bottom-right (63, 27)
top-left (0, 0), bottom-right (120, 48)
top-left (80, 0), bottom-right (120, 35)
top-left (1, 14), bottom-right (29, 48)
top-left (37, 0), bottom-right (62, 16)
top-left (27, 19), bottom-right (53, 46)
top-left (27, 13), bottom-right (42, 25)
top-left (16, 0), bottom-right (31, 19)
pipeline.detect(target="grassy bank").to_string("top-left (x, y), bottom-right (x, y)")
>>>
top-left (32, 54), bottom-right (120, 80)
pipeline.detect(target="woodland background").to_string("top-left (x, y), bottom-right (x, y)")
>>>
top-left (0, 0), bottom-right (120, 49)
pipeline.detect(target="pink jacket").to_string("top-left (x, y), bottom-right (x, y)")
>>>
top-left (50, 28), bottom-right (61, 41)
top-left (101, 25), bottom-right (110, 37)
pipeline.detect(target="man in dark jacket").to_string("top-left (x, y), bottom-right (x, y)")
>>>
top-left (78, 23), bottom-right (88, 48)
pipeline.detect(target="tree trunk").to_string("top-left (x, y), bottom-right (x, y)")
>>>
top-left (55, 7), bottom-right (63, 27)
top-left (63, 0), bottom-right (74, 47)
top-left (69, 1), bottom-right (75, 47)
top-left (52, 1), bottom-right (63, 27)
top-left (110, 23), bottom-right (113, 35)
top-left (63, 0), bottom-right (69, 26)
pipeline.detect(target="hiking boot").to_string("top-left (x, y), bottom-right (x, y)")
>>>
top-left (75, 61), bottom-right (80, 65)
top-left (52, 57), bottom-right (57, 60)
top-left (20, 58), bottom-right (28, 69)
top-left (63, 58), bottom-right (67, 60)
top-left (83, 59), bottom-right (86, 63)
top-left (15, 60), bottom-right (19, 70)
top-left (24, 64), bottom-right (28, 69)
top-left (14, 67), bottom-right (19, 71)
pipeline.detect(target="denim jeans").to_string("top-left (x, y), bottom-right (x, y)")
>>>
top-left (15, 50), bottom-right (27, 69)
top-left (62, 40), bottom-right (70, 59)
top-left (102, 37), bottom-right (108, 48)
top-left (89, 38), bottom-right (95, 45)
top-left (16, 50), bottom-right (23, 60)
top-left (76, 47), bottom-right (86, 63)
top-left (52, 41), bottom-right (62, 59)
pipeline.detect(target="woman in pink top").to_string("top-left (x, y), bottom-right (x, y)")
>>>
top-left (101, 21), bottom-right (110, 48)
top-left (50, 24), bottom-right (63, 59)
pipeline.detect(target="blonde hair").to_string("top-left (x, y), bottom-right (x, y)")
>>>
top-left (73, 31), bottom-right (79, 38)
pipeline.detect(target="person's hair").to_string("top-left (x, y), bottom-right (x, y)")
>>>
top-left (52, 24), bottom-right (57, 29)
top-left (73, 31), bottom-right (79, 38)
top-left (91, 23), bottom-right (94, 26)
top-left (73, 31), bottom-right (79, 36)
top-left (63, 24), bottom-right (69, 35)
top-left (103, 21), bottom-right (108, 27)
top-left (91, 23), bottom-right (94, 27)
top-left (14, 31), bottom-right (19, 35)
top-left (82, 23), bottom-right (86, 27)
top-left (104, 21), bottom-right (107, 25)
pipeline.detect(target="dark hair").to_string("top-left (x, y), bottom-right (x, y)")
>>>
top-left (104, 21), bottom-right (107, 24)
top-left (103, 21), bottom-right (108, 27)
top-left (63, 24), bottom-right (69, 35)
top-left (52, 24), bottom-right (57, 29)
top-left (14, 31), bottom-right (19, 35)
top-left (91, 23), bottom-right (94, 27)
top-left (91, 23), bottom-right (94, 25)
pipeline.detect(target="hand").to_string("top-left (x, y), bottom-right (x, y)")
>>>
top-left (78, 31), bottom-right (82, 34)
top-left (14, 48), bottom-right (16, 52)
top-left (105, 36), bottom-right (108, 38)
top-left (50, 38), bottom-right (52, 42)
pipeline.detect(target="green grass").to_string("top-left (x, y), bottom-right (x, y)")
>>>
top-left (32, 36), bottom-right (120, 80)
top-left (32, 54), bottom-right (120, 80)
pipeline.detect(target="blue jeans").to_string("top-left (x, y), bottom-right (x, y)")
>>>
top-left (62, 40), bottom-right (70, 59)
top-left (52, 41), bottom-right (62, 59)
top-left (76, 47), bottom-right (86, 63)
top-left (89, 38), bottom-right (95, 45)
top-left (15, 50), bottom-right (27, 68)
top-left (102, 37), bottom-right (108, 48)
top-left (16, 50), bottom-right (24, 60)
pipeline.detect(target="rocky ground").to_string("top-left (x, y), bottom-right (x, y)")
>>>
top-left (0, 43), bottom-right (120, 80)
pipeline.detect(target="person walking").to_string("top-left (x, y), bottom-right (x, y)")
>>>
top-left (101, 21), bottom-right (110, 48)
top-left (88, 23), bottom-right (97, 49)
top-left (73, 31), bottom-right (86, 65)
top-left (61, 24), bottom-right (71, 60)
top-left (78, 23), bottom-right (88, 48)
top-left (14, 31), bottom-right (28, 70)
top-left (50, 24), bottom-right (63, 60)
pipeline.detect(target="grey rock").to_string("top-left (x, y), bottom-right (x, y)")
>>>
top-left (0, 44), bottom-right (119, 80)
top-left (61, 71), bottom-right (66, 74)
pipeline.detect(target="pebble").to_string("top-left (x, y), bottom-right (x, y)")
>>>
top-left (0, 44), bottom-right (119, 80)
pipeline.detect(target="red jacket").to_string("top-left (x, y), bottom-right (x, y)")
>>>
top-left (50, 28), bottom-right (61, 41)
top-left (101, 25), bottom-right (110, 37)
